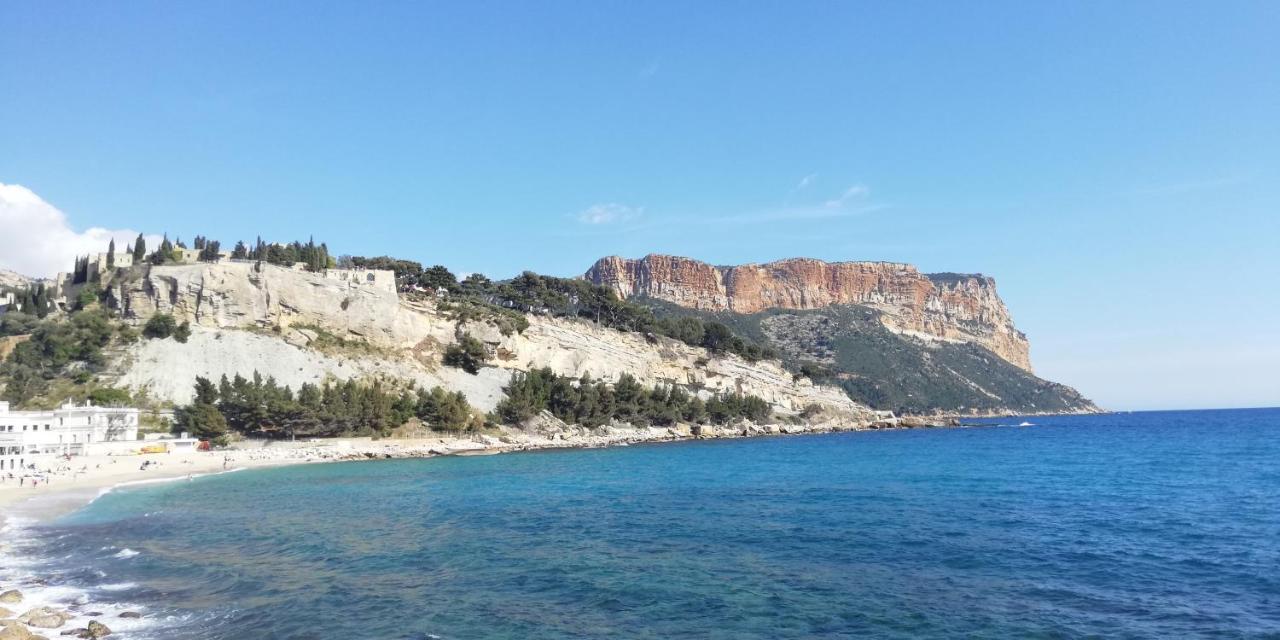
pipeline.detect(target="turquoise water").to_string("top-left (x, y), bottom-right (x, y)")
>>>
top-left (20, 409), bottom-right (1280, 638)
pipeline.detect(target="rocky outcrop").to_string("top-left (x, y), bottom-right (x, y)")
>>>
top-left (0, 270), bottom-right (35, 290)
top-left (106, 263), bottom-right (877, 423)
top-left (584, 254), bottom-right (1034, 372)
top-left (107, 262), bottom-right (432, 349)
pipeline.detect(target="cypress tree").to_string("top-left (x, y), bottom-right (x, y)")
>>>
top-left (107, 238), bottom-right (116, 268)
top-left (33, 284), bottom-right (49, 318)
top-left (133, 234), bottom-right (147, 261)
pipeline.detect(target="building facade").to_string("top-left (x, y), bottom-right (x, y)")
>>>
top-left (0, 400), bottom-right (140, 471)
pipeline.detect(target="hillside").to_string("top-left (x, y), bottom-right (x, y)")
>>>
top-left (1, 261), bottom-right (880, 429)
top-left (0, 268), bottom-right (35, 289)
top-left (585, 255), bottom-right (1098, 415)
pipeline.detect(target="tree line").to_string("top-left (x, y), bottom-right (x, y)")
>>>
top-left (3, 284), bottom-right (55, 318)
top-left (175, 373), bottom-right (483, 441)
top-left (494, 367), bottom-right (773, 428)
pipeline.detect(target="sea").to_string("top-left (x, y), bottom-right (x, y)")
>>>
top-left (3, 409), bottom-right (1278, 639)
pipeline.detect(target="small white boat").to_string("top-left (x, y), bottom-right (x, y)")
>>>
top-left (1017, 421), bottom-right (1034, 427)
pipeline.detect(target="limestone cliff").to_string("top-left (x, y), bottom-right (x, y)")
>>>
top-left (584, 254), bottom-right (1034, 372)
top-left (0, 269), bottom-right (36, 290)
top-left (103, 263), bottom-right (878, 424)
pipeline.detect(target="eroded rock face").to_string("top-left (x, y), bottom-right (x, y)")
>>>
top-left (584, 254), bottom-right (1034, 372)
top-left (108, 262), bottom-right (433, 349)
top-left (108, 262), bottom-right (876, 422)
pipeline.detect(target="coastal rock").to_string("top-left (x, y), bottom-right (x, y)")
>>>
top-left (0, 592), bottom-right (20, 605)
top-left (0, 607), bottom-right (11, 618)
top-left (17, 608), bottom-right (69, 629)
top-left (0, 620), bottom-right (35, 640)
top-left (84, 621), bottom-right (110, 639)
top-left (585, 254), bottom-right (1033, 372)
top-left (115, 613), bottom-right (140, 620)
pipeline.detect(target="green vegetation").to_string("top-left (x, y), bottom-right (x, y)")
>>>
top-left (143, 313), bottom-right (177, 339)
top-left (494, 368), bottom-right (771, 428)
top-left (643, 300), bottom-right (1095, 415)
top-left (337, 256), bottom-right (455, 290)
top-left (443, 334), bottom-right (489, 374)
top-left (436, 298), bottom-right (529, 336)
top-left (4, 284), bottom-right (55, 318)
top-left (88, 387), bottom-right (133, 406)
top-left (0, 309), bottom-right (116, 405)
top-left (177, 373), bottom-right (484, 439)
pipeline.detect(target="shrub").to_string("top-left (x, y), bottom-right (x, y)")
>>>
top-left (143, 314), bottom-right (177, 339)
top-left (443, 334), bottom-right (489, 375)
top-left (89, 387), bottom-right (132, 406)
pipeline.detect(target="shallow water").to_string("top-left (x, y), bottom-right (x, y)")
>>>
top-left (12, 409), bottom-right (1280, 638)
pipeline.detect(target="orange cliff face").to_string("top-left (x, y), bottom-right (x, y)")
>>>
top-left (583, 254), bottom-right (1034, 372)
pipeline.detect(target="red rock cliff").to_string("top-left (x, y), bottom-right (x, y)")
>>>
top-left (584, 254), bottom-right (1033, 372)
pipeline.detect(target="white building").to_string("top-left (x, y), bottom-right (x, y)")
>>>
top-left (0, 400), bottom-right (140, 472)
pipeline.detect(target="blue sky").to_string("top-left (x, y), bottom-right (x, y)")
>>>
top-left (2, 1), bottom-right (1277, 410)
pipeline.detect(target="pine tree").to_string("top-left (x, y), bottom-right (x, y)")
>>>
top-left (231, 240), bottom-right (248, 259)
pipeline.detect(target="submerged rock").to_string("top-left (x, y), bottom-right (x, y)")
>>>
top-left (115, 613), bottom-right (141, 620)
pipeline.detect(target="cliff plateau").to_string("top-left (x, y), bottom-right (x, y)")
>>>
top-left (585, 254), bottom-right (1032, 372)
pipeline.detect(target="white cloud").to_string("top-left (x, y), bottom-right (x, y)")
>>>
top-left (823, 184), bottom-right (870, 208)
top-left (795, 174), bottom-right (818, 190)
top-left (576, 203), bottom-right (643, 225)
top-left (0, 182), bottom-right (159, 278)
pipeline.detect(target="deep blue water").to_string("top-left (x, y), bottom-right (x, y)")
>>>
top-left (16, 409), bottom-right (1280, 638)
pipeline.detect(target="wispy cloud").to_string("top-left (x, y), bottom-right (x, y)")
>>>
top-left (575, 203), bottom-right (644, 225)
top-left (823, 184), bottom-right (869, 208)
top-left (795, 173), bottom-right (818, 190)
top-left (638, 61), bottom-right (660, 78)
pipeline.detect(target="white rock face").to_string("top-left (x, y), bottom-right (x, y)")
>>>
top-left (112, 262), bottom-right (435, 348)
top-left (109, 263), bottom-right (876, 423)
top-left (469, 317), bottom-right (866, 416)
top-left (116, 328), bottom-right (512, 411)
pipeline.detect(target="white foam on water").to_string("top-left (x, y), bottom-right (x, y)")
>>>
top-left (0, 515), bottom-right (169, 639)
top-left (113, 548), bottom-right (140, 559)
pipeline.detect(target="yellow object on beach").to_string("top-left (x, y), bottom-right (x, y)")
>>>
top-left (140, 444), bottom-right (169, 454)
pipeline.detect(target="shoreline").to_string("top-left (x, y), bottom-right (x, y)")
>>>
top-left (1, 409), bottom-right (1068, 522)
top-left (0, 419), bottom-right (871, 523)
top-left (0, 416), bottom-right (1037, 638)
